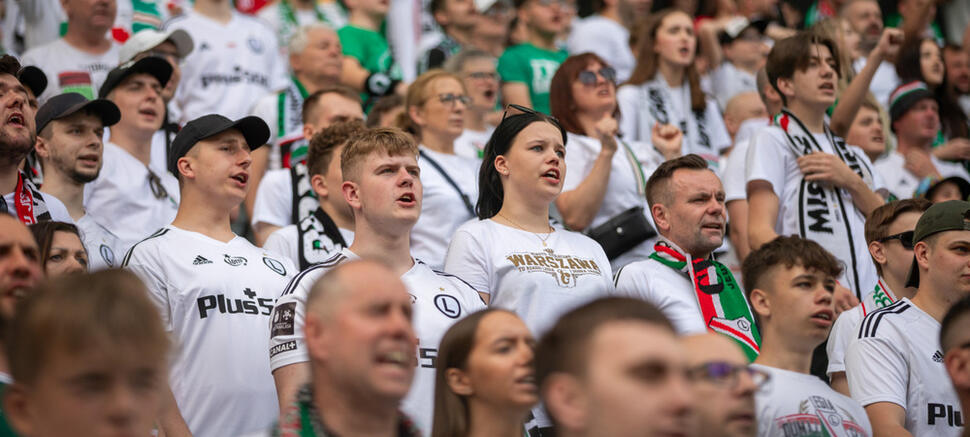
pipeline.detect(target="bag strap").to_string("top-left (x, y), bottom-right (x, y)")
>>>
top-left (419, 149), bottom-right (475, 216)
top-left (618, 139), bottom-right (646, 196)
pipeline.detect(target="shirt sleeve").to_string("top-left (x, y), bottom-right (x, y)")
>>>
top-left (723, 140), bottom-right (749, 203)
top-left (745, 128), bottom-right (789, 198)
top-left (269, 273), bottom-right (313, 371)
top-left (613, 262), bottom-right (648, 300)
top-left (616, 85), bottom-right (642, 142)
top-left (251, 93), bottom-right (280, 142)
top-left (497, 49), bottom-right (527, 84)
top-left (826, 307), bottom-right (861, 376)
top-left (263, 226), bottom-right (296, 265)
top-left (339, 27), bottom-right (368, 67)
top-left (123, 251), bottom-right (173, 331)
top-left (443, 227), bottom-right (492, 294)
top-left (844, 335), bottom-right (909, 407)
top-left (251, 170), bottom-right (293, 228)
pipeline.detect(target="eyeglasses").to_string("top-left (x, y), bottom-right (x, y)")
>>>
top-left (438, 93), bottom-right (472, 107)
top-left (878, 230), bottom-right (915, 250)
top-left (578, 67), bottom-right (617, 86)
top-left (687, 362), bottom-right (770, 390)
top-left (147, 169), bottom-right (170, 201)
top-left (533, 0), bottom-right (575, 9)
top-left (467, 72), bottom-right (499, 81)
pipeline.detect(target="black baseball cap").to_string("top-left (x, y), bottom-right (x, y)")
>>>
top-left (35, 92), bottom-right (121, 134)
top-left (99, 56), bottom-right (173, 99)
top-left (18, 66), bottom-right (47, 99)
top-left (905, 200), bottom-right (970, 288)
top-left (168, 114), bottom-right (270, 175)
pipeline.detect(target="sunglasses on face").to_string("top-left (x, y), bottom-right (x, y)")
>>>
top-left (438, 93), bottom-right (472, 107)
top-left (687, 361), bottom-right (770, 390)
top-left (878, 230), bottom-right (915, 250)
top-left (577, 67), bottom-right (617, 86)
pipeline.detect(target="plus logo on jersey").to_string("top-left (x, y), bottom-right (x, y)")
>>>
top-left (506, 249), bottom-right (603, 287)
top-left (928, 403), bottom-right (964, 427)
top-left (197, 288), bottom-right (273, 319)
top-left (224, 254), bottom-right (248, 266)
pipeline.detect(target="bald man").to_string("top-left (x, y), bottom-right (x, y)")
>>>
top-left (274, 259), bottom-right (419, 436)
top-left (723, 92), bottom-right (768, 143)
top-left (684, 333), bottom-right (760, 437)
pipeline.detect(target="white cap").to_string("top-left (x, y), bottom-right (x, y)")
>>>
top-left (119, 29), bottom-right (194, 64)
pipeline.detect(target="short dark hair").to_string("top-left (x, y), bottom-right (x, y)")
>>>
top-left (0, 55), bottom-right (21, 77)
top-left (941, 295), bottom-right (970, 353)
top-left (645, 154), bottom-right (709, 208)
top-left (741, 235), bottom-right (843, 296)
top-left (302, 85), bottom-right (362, 124)
top-left (766, 31), bottom-right (842, 106)
top-left (306, 120), bottom-right (366, 177)
top-left (367, 95), bottom-right (405, 128)
top-left (536, 297), bottom-right (672, 388)
top-left (864, 199), bottom-right (931, 276)
top-left (28, 221), bottom-right (83, 274)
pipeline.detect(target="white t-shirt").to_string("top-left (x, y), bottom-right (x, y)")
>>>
top-left (262, 215), bottom-right (354, 268)
top-left (959, 95), bottom-right (970, 118)
top-left (616, 74), bottom-right (731, 166)
top-left (124, 226), bottom-right (296, 437)
top-left (443, 219), bottom-right (614, 336)
top-left (708, 62), bottom-right (758, 111)
top-left (845, 298), bottom-right (964, 437)
top-left (84, 142), bottom-right (180, 252)
top-left (453, 127), bottom-right (494, 160)
top-left (854, 58), bottom-right (900, 108)
top-left (745, 126), bottom-right (883, 297)
top-left (562, 132), bottom-right (664, 269)
top-left (1, 189), bottom-right (73, 224)
top-left (411, 147), bottom-right (480, 271)
top-left (76, 213), bottom-right (123, 271)
top-left (752, 364), bottom-right (873, 437)
top-left (20, 38), bottom-right (119, 104)
top-left (613, 244), bottom-right (708, 335)
top-left (269, 248), bottom-right (485, 434)
top-left (873, 151), bottom-right (970, 199)
top-left (251, 168), bottom-right (293, 228)
top-left (565, 15), bottom-right (634, 83)
top-left (165, 10), bottom-right (288, 124)
top-left (827, 279), bottom-right (901, 377)
top-left (250, 91), bottom-right (299, 172)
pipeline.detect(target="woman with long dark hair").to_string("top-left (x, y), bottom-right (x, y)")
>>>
top-left (616, 9), bottom-right (730, 166)
top-left (431, 309), bottom-right (536, 437)
top-left (550, 52), bottom-right (680, 268)
top-left (28, 221), bottom-right (88, 276)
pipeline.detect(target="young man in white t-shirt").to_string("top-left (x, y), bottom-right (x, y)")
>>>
top-left (163, 0), bottom-right (288, 124)
top-left (615, 154), bottom-right (761, 360)
top-left (875, 81), bottom-right (970, 199)
top-left (444, 50), bottom-right (499, 160)
top-left (846, 200), bottom-right (970, 437)
top-left (827, 199), bottom-right (930, 395)
top-left (20, 0), bottom-right (119, 103)
top-left (537, 297), bottom-right (693, 437)
top-left (34, 93), bottom-right (124, 270)
top-left (269, 128), bottom-right (485, 434)
top-left (746, 31), bottom-right (885, 300)
top-left (250, 86), bottom-right (364, 244)
top-left (743, 235), bottom-right (874, 437)
top-left (84, 57), bottom-right (179, 251)
top-left (124, 113), bottom-right (296, 437)
top-left (263, 120), bottom-right (362, 269)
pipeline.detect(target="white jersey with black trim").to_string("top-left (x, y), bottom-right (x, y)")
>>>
top-left (165, 10), bottom-right (288, 124)
top-left (752, 364), bottom-right (872, 437)
top-left (123, 226), bottom-right (296, 437)
top-left (269, 248), bottom-right (486, 435)
top-left (845, 298), bottom-right (964, 437)
top-left (827, 279), bottom-right (899, 377)
top-left (76, 214), bottom-right (123, 271)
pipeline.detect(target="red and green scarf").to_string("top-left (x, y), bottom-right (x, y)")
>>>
top-left (650, 241), bottom-right (761, 361)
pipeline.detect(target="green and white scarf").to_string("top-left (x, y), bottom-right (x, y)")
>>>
top-left (273, 384), bottom-right (422, 437)
top-left (278, 76), bottom-right (309, 168)
top-left (650, 240), bottom-right (761, 361)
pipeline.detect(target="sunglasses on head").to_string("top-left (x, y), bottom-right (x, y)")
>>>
top-left (878, 230), bottom-right (915, 250)
top-left (577, 67), bottom-right (616, 86)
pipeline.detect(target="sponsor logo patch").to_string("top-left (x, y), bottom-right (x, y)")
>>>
top-left (271, 302), bottom-right (296, 337)
top-left (224, 254), bottom-right (247, 266)
top-left (270, 340), bottom-right (297, 358)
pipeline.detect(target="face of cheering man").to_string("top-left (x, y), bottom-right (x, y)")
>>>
top-left (653, 168), bottom-right (727, 258)
top-left (179, 129), bottom-right (253, 208)
top-left (0, 74), bottom-right (35, 167)
top-left (35, 111), bottom-right (105, 184)
top-left (343, 151), bottom-right (423, 233)
top-left (108, 73), bottom-right (165, 135)
top-left (0, 216), bottom-right (41, 320)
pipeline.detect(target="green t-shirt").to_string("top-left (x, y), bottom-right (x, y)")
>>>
top-left (0, 382), bottom-right (18, 437)
top-left (337, 24), bottom-right (402, 106)
top-left (497, 43), bottom-right (568, 115)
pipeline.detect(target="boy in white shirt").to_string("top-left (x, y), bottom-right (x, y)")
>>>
top-left (124, 113), bottom-right (295, 437)
top-left (746, 31), bottom-right (885, 300)
top-left (268, 128), bottom-right (484, 434)
top-left (846, 200), bottom-right (969, 437)
top-left (743, 235), bottom-right (873, 437)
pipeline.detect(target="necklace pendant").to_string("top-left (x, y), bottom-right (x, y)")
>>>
top-left (542, 242), bottom-right (547, 247)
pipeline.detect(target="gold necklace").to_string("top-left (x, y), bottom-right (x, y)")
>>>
top-left (497, 212), bottom-right (554, 247)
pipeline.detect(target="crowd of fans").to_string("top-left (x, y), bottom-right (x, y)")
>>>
top-left (1, 0), bottom-right (970, 435)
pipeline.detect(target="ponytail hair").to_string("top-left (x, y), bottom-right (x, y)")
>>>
top-left (476, 108), bottom-right (567, 219)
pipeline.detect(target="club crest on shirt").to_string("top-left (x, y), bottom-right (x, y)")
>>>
top-left (248, 37), bottom-right (263, 53)
top-left (434, 294), bottom-right (461, 319)
top-left (99, 244), bottom-right (115, 267)
top-left (262, 256), bottom-right (287, 276)
top-left (773, 396), bottom-right (868, 437)
top-left (506, 249), bottom-right (602, 288)
top-left (224, 254), bottom-right (248, 266)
